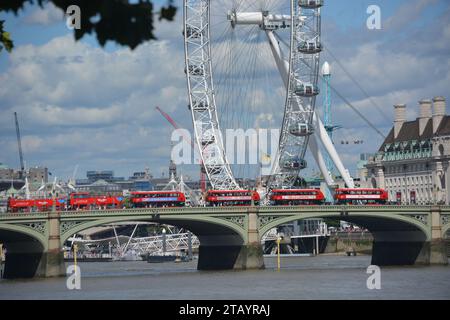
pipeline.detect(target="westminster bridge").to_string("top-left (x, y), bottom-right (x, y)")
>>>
top-left (0, 205), bottom-right (449, 278)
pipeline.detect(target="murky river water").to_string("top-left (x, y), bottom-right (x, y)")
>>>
top-left (1, 255), bottom-right (449, 300)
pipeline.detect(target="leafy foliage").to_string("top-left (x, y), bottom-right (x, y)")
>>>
top-left (0, 0), bottom-right (177, 51)
top-left (0, 20), bottom-right (14, 52)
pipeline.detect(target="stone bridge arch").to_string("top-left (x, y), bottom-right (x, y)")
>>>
top-left (60, 213), bottom-right (255, 270)
top-left (0, 223), bottom-right (48, 249)
top-left (0, 223), bottom-right (47, 279)
top-left (443, 219), bottom-right (450, 237)
top-left (258, 211), bottom-right (432, 266)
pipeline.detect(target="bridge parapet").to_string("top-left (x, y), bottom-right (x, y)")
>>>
top-left (1, 205), bottom-right (450, 218)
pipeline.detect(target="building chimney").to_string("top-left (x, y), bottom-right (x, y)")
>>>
top-left (432, 96), bottom-right (446, 134)
top-left (418, 99), bottom-right (432, 136)
top-left (394, 104), bottom-right (406, 139)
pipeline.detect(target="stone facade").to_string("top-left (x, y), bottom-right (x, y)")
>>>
top-left (0, 164), bottom-right (20, 181)
top-left (366, 97), bottom-right (450, 205)
top-left (28, 167), bottom-right (48, 184)
top-left (0, 165), bottom-right (48, 184)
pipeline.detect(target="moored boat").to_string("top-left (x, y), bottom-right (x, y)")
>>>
top-left (147, 252), bottom-right (177, 263)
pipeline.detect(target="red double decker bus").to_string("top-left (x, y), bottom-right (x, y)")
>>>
top-left (69, 192), bottom-right (123, 210)
top-left (130, 191), bottom-right (186, 208)
top-left (8, 197), bottom-right (67, 213)
top-left (334, 188), bottom-right (388, 205)
top-left (205, 190), bottom-right (260, 207)
top-left (270, 189), bottom-right (325, 206)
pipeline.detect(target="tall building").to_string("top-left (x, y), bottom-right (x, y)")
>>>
top-left (169, 160), bottom-right (177, 178)
top-left (357, 153), bottom-right (375, 185)
top-left (77, 171), bottom-right (125, 184)
top-left (28, 166), bottom-right (48, 184)
top-left (366, 97), bottom-right (449, 204)
top-left (0, 163), bottom-right (20, 181)
top-left (0, 165), bottom-right (48, 183)
top-left (86, 171), bottom-right (114, 183)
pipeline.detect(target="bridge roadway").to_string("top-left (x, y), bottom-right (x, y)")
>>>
top-left (0, 205), bottom-right (449, 278)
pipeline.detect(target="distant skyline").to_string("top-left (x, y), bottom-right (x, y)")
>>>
top-left (0, 0), bottom-right (449, 181)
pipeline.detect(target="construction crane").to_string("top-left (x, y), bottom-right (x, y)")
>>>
top-left (155, 106), bottom-right (206, 192)
top-left (14, 112), bottom-right (25, 179)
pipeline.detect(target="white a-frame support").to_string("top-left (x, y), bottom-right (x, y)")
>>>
top-left (266, 30), bottom-right (354, 188)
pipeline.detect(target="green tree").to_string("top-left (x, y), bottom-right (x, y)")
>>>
top-left (0, 20), bottom-right (14, 52)
top-left (0, 0), bottom-right (177, 53)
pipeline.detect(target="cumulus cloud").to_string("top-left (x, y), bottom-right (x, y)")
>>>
top-left (321, 1), bottom-right (450, 136)
top-left (24, 2), bottom-right (64, 26)
top-left (0, 0), bottom-right (449, 181)
top-left (384, 0), bottom-right (440, 31)
top-left (0, 32), bottom-right (187, 178)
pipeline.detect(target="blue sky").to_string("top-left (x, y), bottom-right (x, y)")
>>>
top-left (0, 0), bottom-right (449, 182)
top-left (0, 1), bottom-right (420, 51)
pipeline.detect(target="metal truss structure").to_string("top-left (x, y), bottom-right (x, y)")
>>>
top-left (184, 0), bottom-right (354, 191)
top-left (184, 0), bottom-right (239, 190)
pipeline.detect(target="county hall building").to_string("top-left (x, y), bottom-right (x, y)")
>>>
top-left (365, 96), bottom-right (450, 205)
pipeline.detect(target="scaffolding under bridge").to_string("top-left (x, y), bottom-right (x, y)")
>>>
top-left (67, 223), bottom-right (200, 261)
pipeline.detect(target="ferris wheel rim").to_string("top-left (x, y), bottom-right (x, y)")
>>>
top-left (267, 0), bottom-right (323, 190)
top-left (183, 1), bottom-right (322, 191)
top-left (183, 0), bottom-right (240, 191)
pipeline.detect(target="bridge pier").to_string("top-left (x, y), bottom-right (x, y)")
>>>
top-left (415, 239), bottom-right (448, 265)
top-left (416, 207), bottom-right (448, 265)
top-left (35, 212), bottom-right (66, 278)
top-left (371, 207), bottom-right (448, 266)
top-left (1, 212), bottom-right (65, 278)
top-left (197, 242), bottom-right (265, 270)
top-left (234, 209), bottom-right (264, 270)
top-left (371, 236), bottom-right (448, 266)
top-left (197, 208), bottom-right (264, 270)
top-left (39, 212), bottom-right (66, 277)
top-left (233, 243), bottom-right (265, 270)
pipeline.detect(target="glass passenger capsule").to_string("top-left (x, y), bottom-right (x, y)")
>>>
top-left (298, 0), bottom-right (324, 9)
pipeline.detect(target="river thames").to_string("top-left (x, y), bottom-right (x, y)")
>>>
top-left (1, 255), bottom-right (449, 300)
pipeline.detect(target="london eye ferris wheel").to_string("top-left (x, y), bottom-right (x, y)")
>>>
top-left (183, 0), bottom-right (354, 192)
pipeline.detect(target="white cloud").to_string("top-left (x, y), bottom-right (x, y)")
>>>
top-left (24, 2), bottom-right (64, 26)
top-left (1, 1), bottom-right (449, 182)
top-left (27, 103), bottom-right (124, 126)
top-left (385, 0), bottom-right (439, 30)
top-left (21, 136), bottom-right (44, 153)
top-left (0, 34), bottom-right (188, 178)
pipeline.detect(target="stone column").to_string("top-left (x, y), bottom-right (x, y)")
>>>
top-left (197, 209), bottom-right (265, 271)
top-left (416, 206), bottom-right (448, 265)
top-left (446, 160), bottom-right (450, 205)
top-left (0, 243), bottom-right (3, 279)
top-left (376, 165), bottom-right (386, 190)
top-left (36, 212), bottom-right (65, 277)
top-left (430, 207), bottom-right (448, 265)
top-left (233, 207), bottom-right (265, 270)
top-left (432, 161), bottom-right (444, 204)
